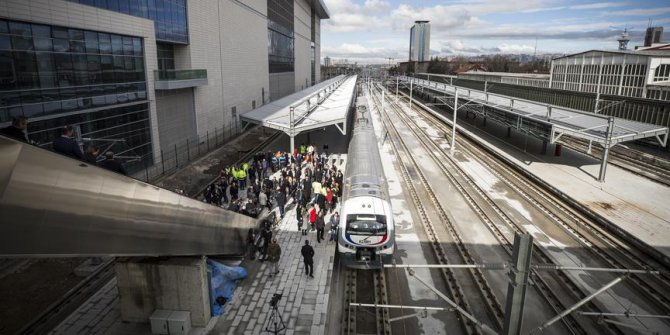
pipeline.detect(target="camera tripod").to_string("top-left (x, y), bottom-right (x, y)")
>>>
top-left (264, 303), bottom-right (286, 334)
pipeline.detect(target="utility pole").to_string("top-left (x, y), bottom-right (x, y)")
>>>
top-left (409, 77), bottom-right (414, 110)
top-left (451, 90), bottom-right (458, 151)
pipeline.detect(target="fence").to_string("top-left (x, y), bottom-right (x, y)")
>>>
top-left (129, 121), bottom-right (244, 183)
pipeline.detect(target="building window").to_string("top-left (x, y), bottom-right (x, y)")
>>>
top-left (68, 0), bottom-right (189, 44)
top-left (157, 43), bottom-right (175, 70)
top-left (267, 0), bottom-right (294, 74)
top-left (0, 18), bottom-right (153, 171)
top-left (653, 64), bottom-right (670, 82)
top-left (268, 21), bottom-right (294, 73)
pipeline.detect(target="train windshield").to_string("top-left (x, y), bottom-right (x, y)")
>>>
top-left (346, 214), bottom-right (387, 235)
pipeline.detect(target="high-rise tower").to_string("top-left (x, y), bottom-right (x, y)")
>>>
top-left (409, 21), bottom-right (430, 62)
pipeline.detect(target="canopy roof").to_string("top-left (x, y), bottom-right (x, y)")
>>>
top-left (242, 75), bottom-right (357, 137)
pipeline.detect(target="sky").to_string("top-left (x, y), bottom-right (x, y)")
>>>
top-left (320, 0), bottom-right (670, 64)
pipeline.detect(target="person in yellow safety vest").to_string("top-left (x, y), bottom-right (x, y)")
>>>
top-left (230, 166), bottom-right (238, 181)
top-left (238, 164), bottom-right (247, 188)
top-left (300, 143), bottom-right (306, 155)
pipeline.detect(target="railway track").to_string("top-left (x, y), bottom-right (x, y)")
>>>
top-left (371, 84), bottom-right (593, 334)
top-left (370, 85), bottom-right (505, 335)
top-left (387, 84), bottom-right (670, 333)
top-left (343, 268), bottom-right (391, 335)
top-left (17, 260), bottom-right (115, 335)
top-left (560, 138), bottom-right (670, 187)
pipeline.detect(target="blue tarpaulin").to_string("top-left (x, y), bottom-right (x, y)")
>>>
top-left (207, 259), bottom-right (247, 316)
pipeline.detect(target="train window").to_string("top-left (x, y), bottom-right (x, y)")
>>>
top-left (346, 214), bottom-right (387, 235)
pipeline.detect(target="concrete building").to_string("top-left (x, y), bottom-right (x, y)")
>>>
top-left (550, 49), bottom-right (670, 101)
top-left (324, 55), bottom-right (331, 67)
top-left (644, 26), bottom-right (664, 47)
top-left (409, 20), bottom-right (430, 62)
top-left (0, 0), bottom-right (328, 172)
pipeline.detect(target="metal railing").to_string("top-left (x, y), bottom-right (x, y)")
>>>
top-left (153, 69), bottom-right (207, 81)
top-left (129, 121), bottom-right (241, 183)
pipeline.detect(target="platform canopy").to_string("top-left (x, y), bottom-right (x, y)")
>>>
top-left (241, 75), bottom-right (357, 150)
top-left (398, 76), bottom-right (669, 181)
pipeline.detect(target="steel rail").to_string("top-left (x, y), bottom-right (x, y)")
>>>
top-left (18, 260), bottom-right (115, 335)
top-left (407, 89), bottom-right (670, 317)
top-left (370, 86), bottom-right (478, 335)
top-left (375, 85), bottom-right (506, 330)
top-left (395, 84), bottom-right (670, 332)
top-left (380, 84), bottom-right (594, 335)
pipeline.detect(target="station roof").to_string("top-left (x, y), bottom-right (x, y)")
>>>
top-left (552, 49), bottom-right (670, 60)
top-left (457, 71), bottom-right (550, 80)
top-left (402, 76), bottom-right (669, 148)
top-left (241, 75), bottom-right (357, 136)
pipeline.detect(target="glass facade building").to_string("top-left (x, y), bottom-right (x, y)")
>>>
top-left (267, 0), bottom-right (294, 74)
top-left (69, 0), bottom-right (189, 44)
top-left (0, 18), bottom-right (152, 169)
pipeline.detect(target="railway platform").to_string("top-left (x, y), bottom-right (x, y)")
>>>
top-left (210, 199), bottom-right (340, 335)
top-left (407, 94), bottom-right (670, 267)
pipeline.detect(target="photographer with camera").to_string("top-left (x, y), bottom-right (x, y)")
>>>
top-left (267, 238), bottom-right (281, 277)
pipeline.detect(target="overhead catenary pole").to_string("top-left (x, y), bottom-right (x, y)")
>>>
top-left (289, 106), bottom-right (294, 154)
top-left (451, 90), bottom-right (459, 151)
top-left (409, 77), bottom-right (414, 110)
top-left (598, 116), bottom-right (615, 182)
top-left (503, 234), bottom-right (533, 335)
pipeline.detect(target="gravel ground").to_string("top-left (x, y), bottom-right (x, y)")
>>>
top-left (0, 258), bottom-right (84, 335)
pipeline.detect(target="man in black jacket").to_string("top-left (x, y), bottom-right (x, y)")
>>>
top-left (0, 117), bottom-right (29, 143)
top-left (301, 240), bottom-right (315, 277)
top-left (53, 125), bottom-right (83, 160)
top-left (275, 187), bottom-right (286, 218)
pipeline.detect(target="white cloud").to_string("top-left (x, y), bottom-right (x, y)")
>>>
top-left (497, 43), bottom-right (536, 54)
top-left (604, 7), bottom-right (670, 16)
top-left (364, 0), bottom-right (390, 12)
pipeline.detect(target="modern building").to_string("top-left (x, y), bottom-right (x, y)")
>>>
top-left (0, 0), bottom-right (328, 172)
top-left (644, 26), bottom-right (664, 47)
top-left (550, 49), bottom-right (670, 101)
top-left (409, 20), bottom-right (430, 62)
top-left (324, 55), bottom-right (331, 67)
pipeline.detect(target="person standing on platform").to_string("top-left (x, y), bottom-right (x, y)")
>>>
top-left (309, 204), bottom-right (317, 231)
top-left (301, 240), bottom-right (314, 278)
top-left (329, 211), bottom-right (340, 243)
top-left (302, 207), bottom-right (310, 236)
top-left (296, 205), bottom-right (304, 232)
top-left (53, 125), bottom-right (83, 160)
top-left (316, 211), bottom-right (325, 243)
top-left (275, 187), bottom-right (286, 219)
top-left (259, 224), bottom-right (272, 261)
top-left (246, 228), bottom-right (257, 260)
top-left (267, 238), bottom-right (281, 277)
top-left (259, 189), bottom-right (269, 211)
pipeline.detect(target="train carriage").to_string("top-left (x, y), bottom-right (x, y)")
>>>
top-left (337, 97), bottom-right (395, 269)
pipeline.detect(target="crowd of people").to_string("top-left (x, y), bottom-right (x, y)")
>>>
top-left (1, 117), bottom-right (127, 175)
top-left (203, 142), bottom-right (343, 277)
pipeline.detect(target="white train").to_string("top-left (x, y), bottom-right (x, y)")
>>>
top-left (337, 97), bottom-right (395, 269)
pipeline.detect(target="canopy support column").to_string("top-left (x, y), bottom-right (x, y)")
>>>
top-left (598, 117), bottom-right (614, 182)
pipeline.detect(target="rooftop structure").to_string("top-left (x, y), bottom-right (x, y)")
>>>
top-left (409, 20), bottom-right (430, 62)
top-left (550, 49), bottom-right (670, 101)
top-left (402, 75), bottom-right (668, 181)
top-left (241, 75), bottom-right (357, 152)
